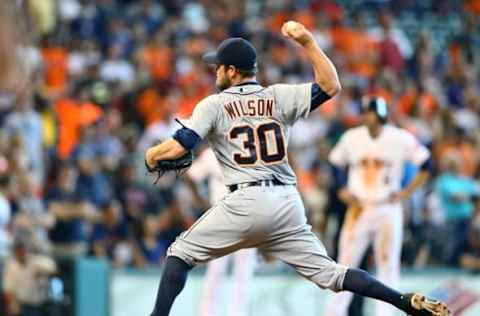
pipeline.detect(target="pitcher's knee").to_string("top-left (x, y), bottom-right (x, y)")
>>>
top-left (167, 241), bottom-right (198, 267)
top-left (309, 262), bottom-right (349, 292)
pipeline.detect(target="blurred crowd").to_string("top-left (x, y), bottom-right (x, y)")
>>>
top-left (0, 0), bottom-right (479, 313)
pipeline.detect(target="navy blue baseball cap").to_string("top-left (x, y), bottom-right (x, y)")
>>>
top-left (202, 38), bottom-right (257, 71)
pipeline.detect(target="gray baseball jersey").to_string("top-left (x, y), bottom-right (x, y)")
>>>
top-left (169, 82), bottom-right (347, 292)
top-left (184, 82), bottom-right (312, 185)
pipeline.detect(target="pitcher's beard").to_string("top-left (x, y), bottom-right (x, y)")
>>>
top-left (216, 77), bottom-right (232, 91)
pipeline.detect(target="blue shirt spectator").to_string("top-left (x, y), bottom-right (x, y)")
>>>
top-left (435, 172), bottom-right (480, 221)
top-left (91, 200), bottom-right (130, 264)
top-left (47, 163), bottom-right (98, 258)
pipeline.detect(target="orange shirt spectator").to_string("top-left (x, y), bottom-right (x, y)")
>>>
top-left (267, 11), bottom-right (288, 33)
top-left (297, 168), bottom-right (316, 194)
top-left (41, 46), bottom-right (69, 94)
top-left (174, 69), bottom-right (211, 118)
top-left (330, 25), bottom-right (356, 56)
top-left (436, 140), bottom-right (478, 178)
top-left (176, 93), bottom-right (205, 119)
top-left (293, 10), bottom-right (315, 30)
top-left (137, 88), bottom-right (168, 126)
top-left (330, 25), bottom-right (378, 78)
top-left (55, 98), bottom-right (79, 159)
top-left (55, 99), bottom-right (103, 159)
top-left (138, 44), bottom-right (173, 82)
top-left (350, 34), bottom-right (378, 78)
top-left (397, 88), bottom-right (417, 115)
top-left (418, 92), bottom-right (438, 116)
top-left (465, 0), bottom-right (480, 15)
top-left (398, 87), bottom-right (438, 117)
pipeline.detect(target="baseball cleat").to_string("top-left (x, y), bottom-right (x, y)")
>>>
top-left (403, 293), bottom-right (450, 316)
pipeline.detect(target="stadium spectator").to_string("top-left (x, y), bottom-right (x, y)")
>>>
top-left (90, 200), bottom-right (131, 267)
top-left (47, 163), bottom-right (98, 258)
top-left (99, 44), bottom-right (135, 88)
top-left (74, 124), bottom-right (114, 207)
top-left (2, 239), bottom-right (57, 316)
top-left (369, 10), bottom-right (413, 61)
top-left (133, 215), bottom-right (168, 267)
top-left (460, 200), bottom-right (480, 271)
top-left (40, 35), bottom-right (69, 97)
top-left (114, 157), bottom-right (160, 224)
top-left (0, 175), bottom-right (10, 316)
top-left (3, 91), bottom-right (44, 183)
top-left (93, 110), bottom-right (125, 174)
top-left (11, 174), bottom-right (54, 254)
top-left (434, 154), bottom-right (480, 265)
top-left (0, 175), bottom-right (11, 261)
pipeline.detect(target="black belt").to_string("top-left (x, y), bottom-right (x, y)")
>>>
top-left (228, 179), bottom-right (284, 193)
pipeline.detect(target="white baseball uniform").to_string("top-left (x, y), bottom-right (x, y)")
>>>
top-left (326, 125), bottom-right (430, 316)
top-left (187, 148), bottom-right (256, 316)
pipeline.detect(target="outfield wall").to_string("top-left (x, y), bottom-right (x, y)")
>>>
top-left (112, 269), bottom-right (480, 316)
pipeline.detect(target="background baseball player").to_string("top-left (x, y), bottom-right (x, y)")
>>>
top-left (185, 145), bottom-right (256, 316)
top-left (325, 97), bottom-right (432, 316)
top-left (145, 21), bottom-right (449, 316)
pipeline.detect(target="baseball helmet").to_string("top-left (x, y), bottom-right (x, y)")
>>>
top-left (362, 96), bottom-right (388, 123)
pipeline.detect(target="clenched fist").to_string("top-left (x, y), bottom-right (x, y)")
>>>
top-left (281, 20), bottom-right (315, 46)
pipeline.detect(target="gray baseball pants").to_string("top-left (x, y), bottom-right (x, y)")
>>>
top-left (168, 184), bottom-right (347, 291)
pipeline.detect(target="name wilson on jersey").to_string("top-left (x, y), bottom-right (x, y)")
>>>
top-left (223, 98), bottom-right (274, 120)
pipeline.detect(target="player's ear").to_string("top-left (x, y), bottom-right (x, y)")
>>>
top-left (227, 65), bottom-right (237, 77)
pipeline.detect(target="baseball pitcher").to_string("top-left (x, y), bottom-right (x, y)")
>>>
top-left (145, 21), bottom-right (449, 316)
top-left (325, 97), bottom-right (433, 316)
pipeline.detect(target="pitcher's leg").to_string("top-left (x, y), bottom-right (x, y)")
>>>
top-left (150, 256), bottom-right (192, 316)
top-left (257, 187), bottom-right (450, 315)
top-left (151, 199), bottom-right (253, 316)
top-left (200, 255), bottom-right (230, 316)
top-left (373, 207), bottom-right (403, 316)
top-left (227, 248), bottom-right (257, 316)
top-left (261, 224), bottom-right (443, 316)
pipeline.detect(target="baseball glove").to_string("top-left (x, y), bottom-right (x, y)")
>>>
top-left (145, 151), bottom-right (194, 184)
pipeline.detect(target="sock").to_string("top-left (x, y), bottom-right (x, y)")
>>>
top-left (342, 268), bottom-right (410, 312)
top-left (150, 256), bottom-right (192, 316)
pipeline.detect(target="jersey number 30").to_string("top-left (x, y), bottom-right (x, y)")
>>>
top-left (229, 122), bottom-right (286, 165)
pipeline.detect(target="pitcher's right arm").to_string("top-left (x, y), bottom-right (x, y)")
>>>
top-left (281, 21), bottom-right (341, 106)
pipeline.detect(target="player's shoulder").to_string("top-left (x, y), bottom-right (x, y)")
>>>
top-left (192, 94), bottom-right (222, 115)
top-left (384, 125), bottom-right (425, 149)
top-left (268, 82), bottom-right (312, 92)
top-left (344, 125), bottom-right (367, 138)
top-left (197, 93), bottom-right (221, 107)
top-left (384, 125), bottom-right (415, 140)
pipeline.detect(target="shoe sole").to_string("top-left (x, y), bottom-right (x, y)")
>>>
top-left (411, 294), bottom-right (450, 316)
